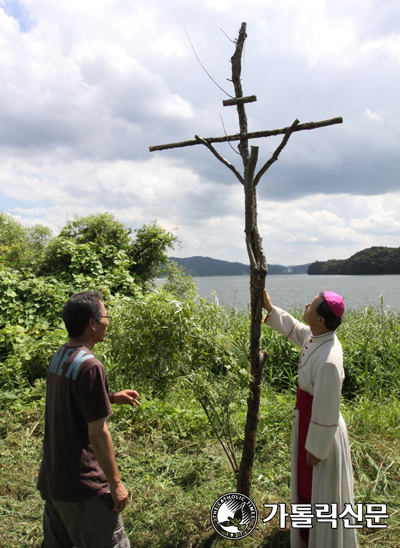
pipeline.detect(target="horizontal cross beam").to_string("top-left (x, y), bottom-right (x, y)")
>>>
top-left (223, 95), bottom-right (257, 106)
top-left (149, 117), bottom-right (343, 152)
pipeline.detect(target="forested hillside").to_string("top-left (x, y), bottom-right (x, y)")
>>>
top-left (168, 256), bottom-right (310, 276)
top-left (308, 246), bottom-right (400, 275)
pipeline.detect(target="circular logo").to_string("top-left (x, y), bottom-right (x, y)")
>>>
top-left (210, 492), bottom-right (258, 539)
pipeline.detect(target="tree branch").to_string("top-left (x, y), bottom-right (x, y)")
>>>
top-left (254, 119), bottom-right (300, 186)
top-left (231, 22), bottom-right (249, 166)
top-left (223, 95), bottom-right (257, 107)
top-left (246, 145), bottom-right (259, 184)
top-left (253, 228), bottom-right (268, 273)
top-left (226, 404), bottom-right (239, 471)
top-left (219, 114), bottom-right (240, 156)
top-left (194, 135), bottom-right (244, 185)
top-left (207, 398), bottom-right (230, 446)
top-left (246, 234), bottom-right (258, 270)
top-left (184, 26), bottom-right (233, 98)
top-left (197, 396), bottom-right (239, 476)
top-left (149, 117), bottom-right (343, 152)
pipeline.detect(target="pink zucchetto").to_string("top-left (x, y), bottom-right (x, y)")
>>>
top-left (324, 291), bottom-right (345, 318)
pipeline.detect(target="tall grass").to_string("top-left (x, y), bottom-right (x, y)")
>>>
top-left (1, 302), bottom-right (399, 546)
top-left (339, 305), bottom-right (400, 398)
top-left (0, 384), bottom-right (399, 547)
top-left (260, 305), bottom-right (400, 398)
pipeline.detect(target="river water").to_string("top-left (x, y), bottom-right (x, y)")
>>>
top-left (157, 274), bottom-right (400, 311)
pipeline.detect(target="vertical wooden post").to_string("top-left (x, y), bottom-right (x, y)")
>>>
top-left (149, 21), bottom-right (342, 498)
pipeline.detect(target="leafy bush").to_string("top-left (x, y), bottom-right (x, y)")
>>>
top-left (0, 268), bottom-right (70, 387)
top-left (39, 214), bottom-right (176, 293)
top-left (0, 213), bottom-right (179, 388)
top-left (0, 212), bottom-right (52, 270)
top-left (158, 260), bottom-right (198, 301)
top-left (103, 289), bottom-right (253, 476)
top-left (128, 221), bottom-right (178, 286)
top-left (105, 290), bottom-right (250, 393)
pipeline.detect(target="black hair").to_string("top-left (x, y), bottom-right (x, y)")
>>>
top-left (316, 292), bottom-right (342, 331)
top-left (62, 291), bottom-right (103, 338)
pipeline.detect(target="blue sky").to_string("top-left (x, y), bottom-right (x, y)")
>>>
top-left (2, 0), bottom-right (34, 32)
top-left (0, 0), bottom-right (399, 265)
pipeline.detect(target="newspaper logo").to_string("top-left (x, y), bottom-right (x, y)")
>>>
top-left (211, 492), bottom-right (258, 539)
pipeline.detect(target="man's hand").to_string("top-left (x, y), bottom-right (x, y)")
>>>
top-left (306, 450), bottom-right (321, 466)
top-left (111, 390), bottom-right (140, 407)
top-left (263, 289), bottom-right (273, 313)
top-left (110, 481), bottom-right (129, 515)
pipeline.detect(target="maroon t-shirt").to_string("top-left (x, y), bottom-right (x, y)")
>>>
top-left (37, 344), bottom-right (113, 501)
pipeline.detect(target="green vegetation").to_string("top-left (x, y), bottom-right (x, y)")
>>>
top-left (308, 246), bottom-right (400, 275)
top-left (0, 212), bottom-right (52, 271)
top-left (0, 212), bottom-right (176, 389)
top-left (1, 305), bottom-right (399, 547)
top-left (0, 212), bottom-right (399, 547)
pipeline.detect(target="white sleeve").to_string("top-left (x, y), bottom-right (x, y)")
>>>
top-left (305, 361), bottom-right (341, 460)
top-left (264, 307), bottom-right (310, 348)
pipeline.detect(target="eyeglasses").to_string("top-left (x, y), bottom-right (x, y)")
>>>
top-left (100, 315), bottom-right (112, 320)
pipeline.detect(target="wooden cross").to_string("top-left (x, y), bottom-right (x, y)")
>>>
top-left (149, 22), bottom-right (342, 497)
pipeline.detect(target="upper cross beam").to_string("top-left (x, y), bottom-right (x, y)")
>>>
top-left (223, 95), bottom-right (257, 107)
top-left (149, 116), bottom-right (343, 152)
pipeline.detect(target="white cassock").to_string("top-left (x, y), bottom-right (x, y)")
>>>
top-left (265, 307), bottom-right (358, 548)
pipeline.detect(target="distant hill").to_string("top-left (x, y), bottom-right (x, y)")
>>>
top-left (168, 256), bottom-right (310, 277)
top-left (308, 246), bottom-right (400, 275)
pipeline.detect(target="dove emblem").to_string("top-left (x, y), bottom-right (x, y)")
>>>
top-left (211, 492), bottom-right (258, 539)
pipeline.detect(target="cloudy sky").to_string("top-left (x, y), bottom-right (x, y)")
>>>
top-left (1, 0), bottom-right (399, 266)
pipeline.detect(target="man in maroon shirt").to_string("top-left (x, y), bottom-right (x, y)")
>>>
top-left (37, 291), bottom-right (140, 548)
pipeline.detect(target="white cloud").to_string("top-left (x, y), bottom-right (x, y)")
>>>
top-left (74, 41), bottom-right (194, 122)
top-left (362, 33), bottom-right (400, 62)
top-left (1, 0), bottom-right (400, 267)
top-left (254, 192), bottom-right (400, 264)
top-left (364, 108), bottom-right (384, 123)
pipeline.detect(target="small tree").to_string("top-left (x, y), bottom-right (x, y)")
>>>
top-left (0, 212), bottom-right (52, 270)
top-left (128, 221), bottom-right (178, 285)
top-left (107, 285), bottom-right (251, 477)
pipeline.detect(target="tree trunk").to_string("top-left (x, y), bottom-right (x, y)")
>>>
top-left (236, 142), bottom-right (268, 496)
